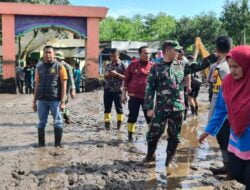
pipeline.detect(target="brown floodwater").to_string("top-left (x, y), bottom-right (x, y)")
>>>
top-left (134, 104), bottom-right (220, 189)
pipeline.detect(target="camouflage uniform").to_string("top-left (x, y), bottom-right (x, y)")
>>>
top-left (62, 61), bottom-right (76, 123)
top-left (145, 54), bottom-right (218, 141)
top-left (145, 60), bottom-right (185, 150)
top-left (63, 62), bottom-right (75, 94)
top-left (144, 54), bottom-right (218, 166)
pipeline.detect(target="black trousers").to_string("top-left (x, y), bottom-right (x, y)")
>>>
top-left (184, 87), bottom-right (189, 109)
top-left (208, 83), bottom-right (213, 102)
top-left (216, 119), bottom-right (230, 151)
top-left (228, 152), bottom-right (250, 189)
top-left (188, 87), bottom-right (200, 98)
top-left (16, 80), bottom-right (24, 94)
top-left (128, 96), bottom-right (151, 124)
top-left (25, 80), bottom-right (33, 94)
top-left (103, 90), bottom-right (123, 114)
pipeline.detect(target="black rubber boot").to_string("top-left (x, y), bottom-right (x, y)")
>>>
top-left (117, 121), bottom-right (122, 130)
top-left (54, 128), bottom-right (63, 147)
top-left (63, 113), bottom-right (71, 124)
top-left (224, 161), bottom-right (232, 180)
top-left (210, 164), bottom-right (227, 175)
top-left (128, 132), bottom-right (134, 142)
top-left (184, 109), bottom-right (187, 120)
top-left (190, 105), bottom-right (195, 115)
top-left (210, 150), bottom-right (229, 174)
top-left (105, 122), bottom-right (111, 130)
top-left (195, 106), bottom-right (199, 116)
top-left (38, 128), bottom-right (45, 147)
top-left (65, 119), bottom-right (71, 124)
top-left (165, 143), bottom-right (178, 167)
top-left (142, 141), bottom-right (157, 163)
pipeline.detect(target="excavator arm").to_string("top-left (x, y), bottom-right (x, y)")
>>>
top-left (193, 37), bottom-right (210, 78)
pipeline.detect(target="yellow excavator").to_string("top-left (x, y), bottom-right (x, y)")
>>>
top-left (193, 37), bottom-right (210, 78)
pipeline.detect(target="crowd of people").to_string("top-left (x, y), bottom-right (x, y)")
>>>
top-left (15, 55), bottom-right (82, 95)
top-left (31, 37), bottom-right (250, 189)
top-left (16, 58), bottom-right (36, 94)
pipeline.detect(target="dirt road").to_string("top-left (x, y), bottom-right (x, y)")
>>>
top-left (0, 87), bottom-right (244, 190)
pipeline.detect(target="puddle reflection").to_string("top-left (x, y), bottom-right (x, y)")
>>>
top-left (134, 105), bottom-right (219, 189)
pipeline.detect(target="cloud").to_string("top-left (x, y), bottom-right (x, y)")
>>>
top-left (107, 6), bottom-right (154, 18)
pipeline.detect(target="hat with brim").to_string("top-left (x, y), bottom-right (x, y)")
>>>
top-left (163, 40), bottom-right (183, 51)
top-left (55, 51), bottom-right (65, 60)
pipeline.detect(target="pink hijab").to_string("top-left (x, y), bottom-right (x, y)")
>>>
top-left (223, 45), bottom-right (250, 136)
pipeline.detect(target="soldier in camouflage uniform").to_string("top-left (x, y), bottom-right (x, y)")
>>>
top-left (55, 52), bottom-right (76, 124)
top-left (143, 40), bottom-right (218, 166)
top-left (143, 40), bottom-right (184, 166)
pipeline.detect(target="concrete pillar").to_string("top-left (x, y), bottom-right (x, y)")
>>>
top-left (86, 17), bottom-right (99, 79)
top-left (2, 15), bottom-right (16, 79)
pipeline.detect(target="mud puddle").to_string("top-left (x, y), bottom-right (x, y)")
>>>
top-left (132, 88), bottom-right (244, 190)
top-left (131, 105), bottom-right (220, 190)
top-left (0, 87), bottom-right (245, 189)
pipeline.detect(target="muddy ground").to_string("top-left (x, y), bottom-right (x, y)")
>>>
top-left (0, 87), bottom-right (245, 190)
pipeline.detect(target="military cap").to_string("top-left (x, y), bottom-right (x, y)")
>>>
top-left (162, 40), bottom-right (183, 51)
top-left (55, 51), bottom-right (65, 60)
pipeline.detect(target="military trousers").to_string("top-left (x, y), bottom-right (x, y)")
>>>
top-left (184, 87), bottom-right (189, 109)
top-left (146, 111), bottom-right (184, 146)
top-left (62, 94), bottom-right (70, 120)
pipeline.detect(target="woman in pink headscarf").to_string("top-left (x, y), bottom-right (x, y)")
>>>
top-left (199, 46), bottom-right (250, 188)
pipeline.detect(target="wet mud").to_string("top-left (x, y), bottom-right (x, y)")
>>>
top-left (0, 87), bottom-right (245, 189)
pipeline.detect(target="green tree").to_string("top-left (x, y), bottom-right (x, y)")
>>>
top-left (220, 0), bottom-right (250, 45)
top-left (143, 12), bottom-right (176, 41)
top-left (100, 16), bottom-right (137, 41)
top-left (130, 14), bottom-right (145, 41)
top-left (173, 17), bottom-right (196, 50)
top-left (193, 12), bottom-right (225, 50)
top-left (114, 16), bottom-right (134, 40)
top-left (100, 17), bottom-right (118, 41)
top-left (174, 12), bottom-right (225, 51)
top-left (100, 12), bottom-right (176, 41)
